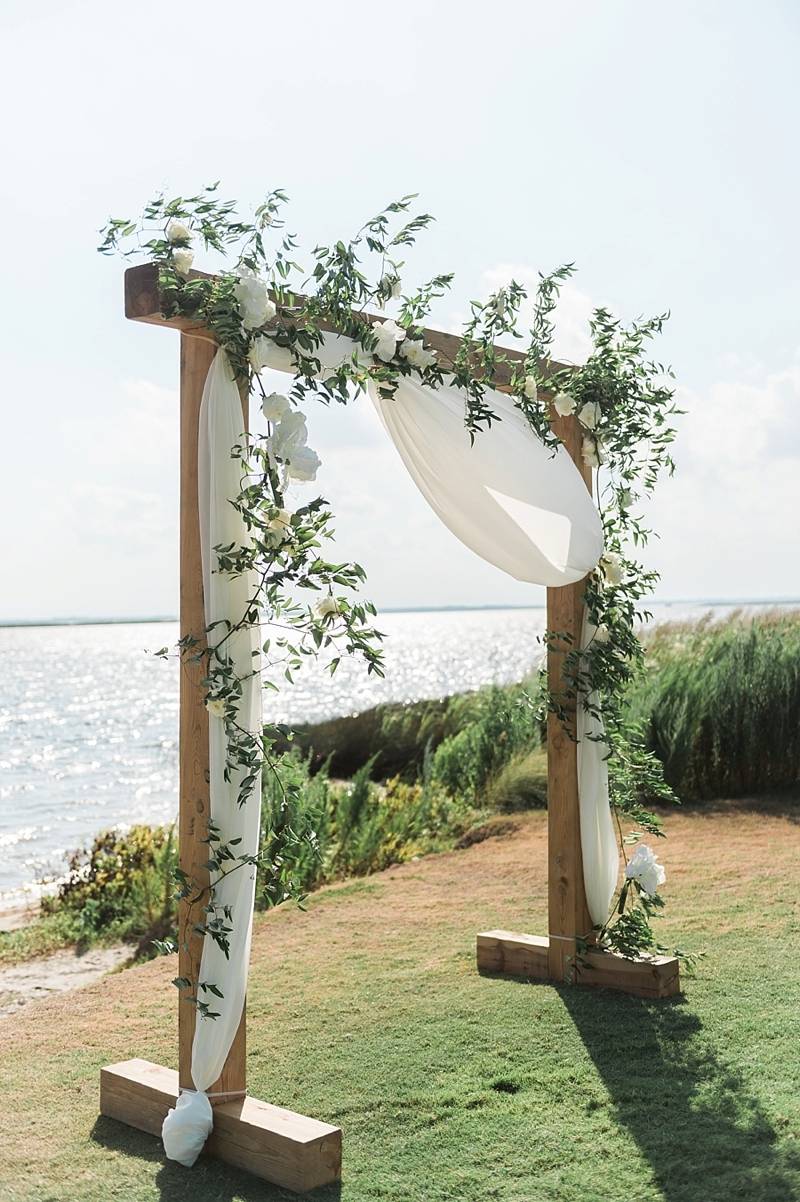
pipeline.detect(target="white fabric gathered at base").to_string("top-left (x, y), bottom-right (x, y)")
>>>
top-left (161, 349), bottom-right (262, 1169)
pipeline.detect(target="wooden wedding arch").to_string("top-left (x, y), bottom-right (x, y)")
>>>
top-left (99, 263), bottom-right (679, 1193)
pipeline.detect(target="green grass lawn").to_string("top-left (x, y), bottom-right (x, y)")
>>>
top-left (2, 803), bottom-right (799, 1201)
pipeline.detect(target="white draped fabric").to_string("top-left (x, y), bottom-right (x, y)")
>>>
top-left (163, 332), bottom-right (618, 1168)
top-left (577, 616), bottom-right (620, 926)
top-left (162, 350), bottom-right (263, 1167)
top-left (363, 368), bottom-right (617, 926)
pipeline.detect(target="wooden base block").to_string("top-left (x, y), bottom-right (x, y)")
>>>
top-left (476, 930), bottom-right (680, 999)
top-left (100, 1059), bottom-right (342, 1193)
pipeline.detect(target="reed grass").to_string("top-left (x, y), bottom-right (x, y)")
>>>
top-left (625, 609), bottom-right (800, 800)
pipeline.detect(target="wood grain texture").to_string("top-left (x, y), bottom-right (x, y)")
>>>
top-left (476, 932), bottom-right (680, 998)
top-left (100, 1060), bottom-right (342, 1192)
top-left (546, 410), bottom-right (594, 981)
top-left (123, 262), bottom-right (568, 392)
top-left (178, 332), bottom-right (246, 1097)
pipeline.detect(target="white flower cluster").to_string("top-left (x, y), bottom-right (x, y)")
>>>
top-left (372, 319), bottom-right (437, 371)
top-left (234, 268), bottom-right (277, 331)
top-left (544, 385), bottom-right (606, 468)
top-left (166, 218), bottom-right (194, 279)
top-left (599, 550), bottom-right (624, 586)
top-left (261, 392), bottom-right (321, 482)
top-left (625, 843), bottom-right (666, 898)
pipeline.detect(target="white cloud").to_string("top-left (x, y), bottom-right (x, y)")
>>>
top-left (643, 358), bottom-right (800, 600)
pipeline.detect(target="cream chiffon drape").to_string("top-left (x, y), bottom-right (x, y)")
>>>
top-left (162, 335), bottom-right (619, 1167)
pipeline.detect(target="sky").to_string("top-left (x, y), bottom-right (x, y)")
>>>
top-left (0, 0), bottom-right (798, 620)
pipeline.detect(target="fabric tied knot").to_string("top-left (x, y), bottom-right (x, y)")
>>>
top-left (162, 1090), bottom-right (214, 1167)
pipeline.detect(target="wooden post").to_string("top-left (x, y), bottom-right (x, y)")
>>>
top-left (476, 405), bottom-right (680, 998)
top-left (177, 331), bottom-right (246, 1098)
top-left (100, 272), bottom-right (343, 1191)
top-left (546, 410), bottom-right (593, 982)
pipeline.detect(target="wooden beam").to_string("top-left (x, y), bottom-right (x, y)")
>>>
top-left (546, 408), bottom-right (594, 981)
top-left (476, 931), bottom-right (680, 1000)
top-left (100, 1060), bottom-right (342, 1193)
top-left (177, 330), bottom-right (246, 1097)
top-left (123, 262), bottom-right (565, 392)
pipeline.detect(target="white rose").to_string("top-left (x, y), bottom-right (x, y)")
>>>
top-left (172, 248), bottom-right (194, 278)
top-left (523, 375), bottom-right (538, 401)
top-left (250, 335), bottom-right (296, 375)
top-left (372, 318), bottom-right (406, 363)
top-left (593, 623), bottom-right (611, 643)
top-left (600, 550), bottom-right (624, 586)
top-left (578, 400), bottom-right (602, 430)
top-left (554, 391), bottom-right (577, 417)
top-left (250, 336), bottom-right (279, 373)
top-left (582, 436), bottom-right (600, 469)
top-left (286, 444), bottom-right (322, 482)
top-left (400, 338), bottom-right (437, 370)
top-left (315, 596), bottom-right (339, 619)
top-left (205, 697), bottom-right (226, 719)
top-left (625, 843), bottom-right (666, 898)
top-left (166, 219), bottom-right (191, 244)
top-left (261, 391), bottom-right (292, 422)
top-left (233, 269), bottom-right (277, 330)
top-left (268, 507), bottom-right (292, 533)
top-left (270, 410), bottom-right (308, 461)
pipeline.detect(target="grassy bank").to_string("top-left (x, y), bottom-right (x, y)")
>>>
top-left (2, 610), bottom-right (797, 967)
top-left (2, 804), bottom-right (800, 1201)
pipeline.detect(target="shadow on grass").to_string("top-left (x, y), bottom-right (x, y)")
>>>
top-left (559, 987), bottom-right (800, 1202)
top-left (90, 1115), bottom-right (342, 1202)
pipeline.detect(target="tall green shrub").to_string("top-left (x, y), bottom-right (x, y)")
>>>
top-left (431, 684), bottom-right (543, 801)
top-left (625, 611), bottom-right (800, 800)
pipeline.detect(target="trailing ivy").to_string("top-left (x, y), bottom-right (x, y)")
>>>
top-left (99, 182), bottom-right (685, 1006)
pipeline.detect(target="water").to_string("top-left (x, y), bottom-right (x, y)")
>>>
top-left (0, 602), bottom-right (793, 897)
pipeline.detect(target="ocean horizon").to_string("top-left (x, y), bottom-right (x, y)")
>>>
top-left (2, 595), bottom-right (799, 628)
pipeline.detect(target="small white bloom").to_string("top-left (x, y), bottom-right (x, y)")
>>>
top-left (553, 391), bottom-right (577, 417)
top-left (172, 247), bottom-right (194, 278)
top-left (205, 697), bottom-right (226, 719)
top-left (250, 336), bottom-right (281, 373)
top-left (578, 400), bottom-right (602, 430)
top-left (582, 436), bottom-right (600, 469)
top-left (166, 219), bottom-right (191, 244)
top-left (625, 843), bottom-right (666, 898)
top-left (593, 623), bottom-right (611, 643)
top-left (523, 375), bottom-right (538, 401)
top-left (286, 444), bottom-right (322, 482)
top-left (599, 550), bottom-right (624, 586)
top-left (260, 391), bottom-right (292, 423)
top-left (270, 410), bottom-right (308, 461)
top-left (267, 508), bottom-right (293, 541)
top-left (400, 338), bottom-right (437, 370)
top-left (390, 276), bottom-right (402, 299)
top-left (233, 268), bottom-right (276, 330)
top-left (372, 318), bottom-right (406, 363)
top-left (315, 596), bottom-right (339, 619)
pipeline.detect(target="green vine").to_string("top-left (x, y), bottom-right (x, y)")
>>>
top-left (99, 182), bottom-right (686, 1012)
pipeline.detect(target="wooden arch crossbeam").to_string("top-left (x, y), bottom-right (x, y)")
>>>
top-left (99, 263), bottom-right (678, 1193)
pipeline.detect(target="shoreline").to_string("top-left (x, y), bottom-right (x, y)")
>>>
top-left (1, 596), bottom-right (798, 630)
